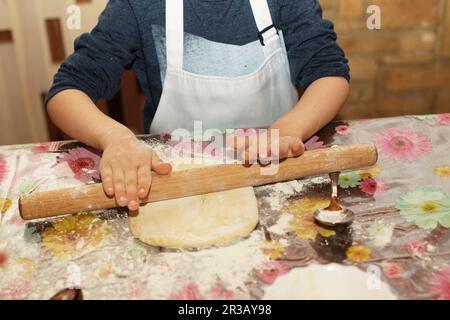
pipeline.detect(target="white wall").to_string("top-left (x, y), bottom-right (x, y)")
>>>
top-left (0, 0), bottom-right (108, 145)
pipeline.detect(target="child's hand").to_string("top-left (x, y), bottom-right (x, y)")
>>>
top-left (99, 135), bottom-right (172, 211)
top-left (228, 133), bottom-right (304, 163)
top-left (242, 135), bottom-right (304, 162)
top-left (272, 135), bottom-right (305, 159)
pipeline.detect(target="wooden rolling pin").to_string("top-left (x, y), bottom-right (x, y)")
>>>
top-left (19, 143), bottom-right (377, 220)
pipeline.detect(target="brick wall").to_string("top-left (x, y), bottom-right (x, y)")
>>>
top-left (320, 0), bottom-right (450, 119)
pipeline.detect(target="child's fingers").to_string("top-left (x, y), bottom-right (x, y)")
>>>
top-left (241, 132), bottom-right (268, 163)
top-left (151, 153), bottom-right (172, 175)
top-left (289, 138), bottom-right (305, 157)
top-left (125, 168), bottom-right (139, 211)
top-left (137, 165), bottom-right (152, 199)
top-left (278, 138), bottom-right (291, 160)
top-left (224, 134), bottom-right (304, 162)
top-left (112, 166), bottom-right (127, 207)
top-left (100, 165), bottom-right (114, 196)
top-left (226, 134), bottom-right (251, 151)
top-left (259, 136), bottom-right (304, 160)
top-left (225, 135), bottom-right (237, 149)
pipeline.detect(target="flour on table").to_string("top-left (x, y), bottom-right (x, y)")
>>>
top-left (139, 231), bottom-right (268, 298)
top-left (261, 180), bottom-right (303, 211)
top-left (262, 175), bottom-right (329, 210)
top-left (310, 176), bottom-right (330, 185)
top-left (261, 175), bottom-right (330, 234)
top-left (267, 213), bottom-right (292, 235)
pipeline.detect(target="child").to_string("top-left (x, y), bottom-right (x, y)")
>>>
top-left (46, 0), bottom-right (350, 211)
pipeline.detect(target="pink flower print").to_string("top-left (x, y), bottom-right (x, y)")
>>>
top-left (32, 141), bottom-right (60, 153)
top-left (406, 240), bottom-right (428, 255)
top-left (335, 125), bottom-right (351, 135)
top-left (256, 261), bottom-right (289, 284)
top-left (0, 280), bottom-right (32, 300)
top-left (429, 265), bottom-right (450, 300)
top-left (304, 136), bottom-right (326, 151)
top-left (10, 214), bottom-right (25, 226)
top-left (127, 285), bottom-right (143, 300)
top-left (437, 113), bottom-right (450, 125)
top-left (170, 283), bottom-right (204, 300)
top-left (0, 157), bottom-right (7, 184)
top-left (57, 148), bottom-right (100, 182)
top-left (373, 127), bottom-right (432, 161)
top-left (209, 284), bottom-right (235, 300)
top-left (31, 143), bottom-right (50, 153)
top-left (381, 261), bottom-right (405, 278)
top-left (360, 178), bottom-right (388, 195)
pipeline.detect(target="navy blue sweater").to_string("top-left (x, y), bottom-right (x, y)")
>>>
top-left (47, 0), bottom-right (350, 133)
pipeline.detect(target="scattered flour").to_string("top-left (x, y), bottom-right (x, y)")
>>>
top-left (371, 223), bottom-right (394, 247)
top-left (141, 231), bottom-right (268, 298)
top-left (315, 210), bottom-right (349, 224)
top-left (263, 175), bottom-right (329, 211)
top-left (271, 180), bottom-right (303, 195)
top-left (268, 213), bottom-right (292, 235)
top-left (144, 140), bottom-right (172, 163)
top-left (263, 180), bottom-right (303, 211)
top-left (310, 176), bottom-right (330, 185)
top-left (353, 220), bottom-right (394, 248)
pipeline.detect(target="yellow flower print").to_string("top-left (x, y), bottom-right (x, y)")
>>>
top-left (420, 201), bottom-right (439, 213)
top-left (346, 245), bottom-right (371, 262)
top-left (358, 165), bottom-right (381, 180)
top-left (435, 165), bottom-right (450, 179)
top-left (288, 197), bottom-right (330, 213)
top-left (262, 241), bottom-right (285, 260)
top-left (95, 260), bottom-right (118, 281)
top-left (287, 197), bottom-right (335, 240)
top-left (42, 214), bottom-right (110, 258)
top-left (13, 258), bottom-right (35, 277)
top-left (396, 187), bottom-right (450, 229)
top-left (0, 198), bottom-right (12, 214)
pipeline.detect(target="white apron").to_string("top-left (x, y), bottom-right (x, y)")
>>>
top-left (149, 0), bottom-right (298, 134)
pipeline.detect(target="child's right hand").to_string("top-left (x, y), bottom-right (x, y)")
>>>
top-left (99, 134), bottom-right (172, 211)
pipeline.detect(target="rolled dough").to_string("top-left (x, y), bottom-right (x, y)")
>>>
top-left (129, 163), bottom-right (259, 249)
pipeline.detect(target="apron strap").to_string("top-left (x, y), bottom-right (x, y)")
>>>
top-left (166, 0), bottom-right (184, 70)
top-left (249, 0), bottom-right (280, 57)
top-left (165, 0), bottom-right (280, 70)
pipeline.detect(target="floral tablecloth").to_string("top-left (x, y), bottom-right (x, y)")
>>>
top-left (1, 114), bottom-right (450, 300)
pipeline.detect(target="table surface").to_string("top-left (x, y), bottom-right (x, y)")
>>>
top-left (1, 114), bottom-right (450, 300)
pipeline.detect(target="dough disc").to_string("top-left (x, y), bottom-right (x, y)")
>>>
top-left (129, 168), bottom-right (259, 248)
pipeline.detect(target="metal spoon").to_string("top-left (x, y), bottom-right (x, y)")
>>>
top-left (314, 172), bottom-right (354, 227)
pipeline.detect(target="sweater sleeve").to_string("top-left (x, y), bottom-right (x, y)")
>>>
top-left (45, 0), bottom-right (140, 106)
top-left (278, 0), bottom-right (350, 90)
